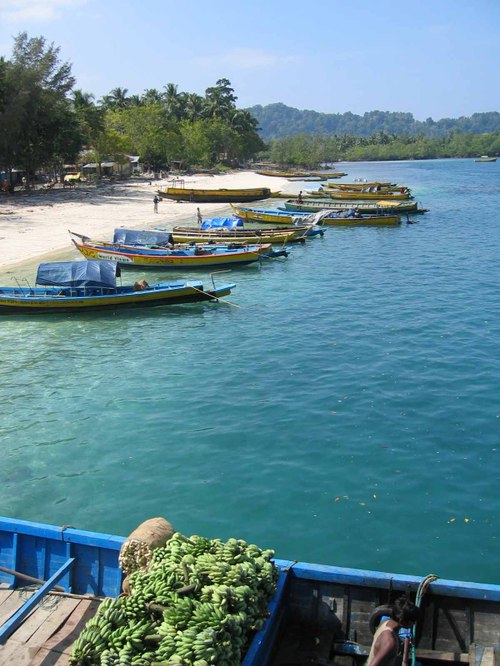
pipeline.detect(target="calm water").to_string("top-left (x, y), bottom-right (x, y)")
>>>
top-left (0, 159), bottom-right (498, 584)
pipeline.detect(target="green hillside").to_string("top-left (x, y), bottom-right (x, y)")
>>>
top-left (247, 103), bottom-right (500, 140)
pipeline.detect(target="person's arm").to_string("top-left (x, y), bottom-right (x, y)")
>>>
top-left (369, 630), bottom-right (398, 666)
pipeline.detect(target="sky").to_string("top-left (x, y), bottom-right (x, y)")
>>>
top-left (1, 0), bottom-right (499, 121)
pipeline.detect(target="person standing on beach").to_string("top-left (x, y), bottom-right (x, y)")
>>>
top-left (153, 195), bottom-right (159, 213)
top-left (197, 208), bottom-right (202, 226)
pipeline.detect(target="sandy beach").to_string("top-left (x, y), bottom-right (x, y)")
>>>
top-left (0, 171), bottom-right (292, 279)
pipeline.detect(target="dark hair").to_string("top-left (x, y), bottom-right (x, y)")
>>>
top-left (392, 596), bottom-right (419, 626)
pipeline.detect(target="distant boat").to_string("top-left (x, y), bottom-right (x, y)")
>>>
top-left (282, 198), bottom-right (426, 214)
top-left (232, 205), bottom-right (401, 226)
top-left (170, 217), bottom-right (320, 244)
top-left (0, 260), bottom-right (235, 314)
top-left (475, 156), bottom-right (497, 162)
top-left (158, 186), bottom-right (271, 203)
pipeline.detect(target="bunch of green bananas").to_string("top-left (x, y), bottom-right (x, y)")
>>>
top-left (70, 532), bottom-right (277, 665)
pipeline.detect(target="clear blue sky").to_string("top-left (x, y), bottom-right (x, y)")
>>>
top-left (1, 0), bottom-right (499, 120)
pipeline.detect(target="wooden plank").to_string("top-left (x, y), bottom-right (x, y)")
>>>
top-left (0, 638), bottom-right (34, 665)
top-left (0, 557), bottom-right (74, 644)
top-left (28, 647), bottom-right (71, 665)
top-left (13, 596), bottom-right (79, 646)
top-left (469, 644), bottom-right (500, 666)
top-left (0, 589), bottom-right (34, 627)
top-left (40, 598), bottom-right (101, 656)
top-left (0, 589), bottom-right (15, 609)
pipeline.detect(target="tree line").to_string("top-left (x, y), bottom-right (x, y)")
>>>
top-left (248, 102), bottom-right (500, 141)
top-left (0, 33), bottom-right (265, 184)
top-left (262, 131), bottom-right (500, 165)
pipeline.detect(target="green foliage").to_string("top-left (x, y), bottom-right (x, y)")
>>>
top-left (262, 131), bottom-right (500, 163)
top-left (249, 103), bottom-right (500, 141)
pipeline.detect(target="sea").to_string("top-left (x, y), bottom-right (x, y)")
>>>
top-left (0, 158), bottom-right (498, 585)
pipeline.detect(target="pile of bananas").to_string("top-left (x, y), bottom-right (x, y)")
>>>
top-left (70, 533), bottom-right (277, 665)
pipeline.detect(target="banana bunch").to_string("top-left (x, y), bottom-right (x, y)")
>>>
top-left (70, 533), bottom-right (277, 665)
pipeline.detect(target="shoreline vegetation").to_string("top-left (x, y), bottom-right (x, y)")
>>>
top-left (1, 31), bottom-right (498, 281)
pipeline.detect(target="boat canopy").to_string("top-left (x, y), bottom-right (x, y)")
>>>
top-left (36, 260), bottom-right (120, 287)
top-left (113, 229), bottom-right (173, 246)
top-left (200, 217), bottom-right (244, 230)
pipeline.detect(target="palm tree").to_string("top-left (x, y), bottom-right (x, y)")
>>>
top-left (163, 83), bottom-right (181, 119)
top-left (101, 87), bottom-right (129, 110)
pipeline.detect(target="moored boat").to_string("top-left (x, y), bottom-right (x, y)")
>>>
top-left (232, 205), bottom-right (401, 226)
top-left (170, 217), bottom-right (316, 244)
top-left (158, 186), bottom-right (271, 203)
top-left (474, 156), bottom-right (497, 162)
top-left (71, 234), bottom-right (281, 269)
top-left (283, 198), bottom-right (426, 214)
top-left (328, 190), bottom-right (412, 200)
top-left (0, 261), bottom-right (235, 314)
top-left (325, 181), bottom-right (398, 190)
top-left (1, 516), bottom-right (498, 665)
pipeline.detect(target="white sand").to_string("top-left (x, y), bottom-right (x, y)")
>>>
top-left (0, 171), bottom-right (293, 277)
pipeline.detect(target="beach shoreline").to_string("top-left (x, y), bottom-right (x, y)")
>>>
top-left (0, 171), bottom-right (292, 278)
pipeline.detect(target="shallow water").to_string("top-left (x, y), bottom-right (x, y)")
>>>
top-left (1, 159), bottom-right (498, 584)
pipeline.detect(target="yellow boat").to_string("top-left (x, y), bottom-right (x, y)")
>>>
top-left (171, 226), bottom-right (309, 244)
top-left (325, 181), bottom-right (397, 190)
top-left (231, 205), bottom-right (401, 226)
top-left (328, 190), bottom-right (411, 201)
top-left (71, 237), bottom-right (275, 268)
top-left (158, 187), bottom-right (271, 203)
top-left (475, 156), bottom-right (497, 162)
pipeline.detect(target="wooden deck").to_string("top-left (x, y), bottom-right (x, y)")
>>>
top-left (0, 585), bottom-right (101, 665)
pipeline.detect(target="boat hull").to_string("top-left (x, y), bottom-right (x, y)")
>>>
top-left (171, 226), bottom-right (307, 244)
top-left (0, 283), bottom-right (234, 314)
top-left (233, 205), bottom-right (401, 226)
top-left (244, 559), bottom-right (500, 665)
top-left (72, 239), bottom-right (270, 268)
top-left (283, 198), bottom-right (424, 214)
top-left (158, 187), bottom-right (271, 203)
top-left (1, 517), bottom-right (498, 665)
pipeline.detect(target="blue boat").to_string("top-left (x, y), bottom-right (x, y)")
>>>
top-left (0, 260), bottom-right (236, 314)
top-left (1, 516), bottom-right (499, 664)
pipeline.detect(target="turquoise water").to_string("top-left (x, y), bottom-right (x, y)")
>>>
top-left (1, 159), bottom-right (498, 585)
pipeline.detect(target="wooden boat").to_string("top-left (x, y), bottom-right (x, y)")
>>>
top-left (475, 156), bottom-right (497, 162)
top-left (283, 198), bottom-right (426, 214)
top-left (325, 181), bottom-right (397, 190)
top-left (1, 516), bottom-right (499, 666)
top-left (0, 261), bottom-right (235, 314)
top-left (328, 190), bottom-right (412, 200)
top-left (246, 558), bottom-right (500, 665)
top-left (232, 205), bottom-right (401, 226)
top-left (87, 224), bottom-right (307, 247)
top-left (71, 235), bottom-right (280, 269)
top-left (171, 226), bottom-right (324, 244)
top-left (158, 186), bottom-right (271, 203)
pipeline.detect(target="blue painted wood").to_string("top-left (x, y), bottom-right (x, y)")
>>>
top-left (0, 517), bottom-right (124, 596)
top-left (242, 567), bottom-right (290, 665)
top-left (0, 557), bottom-right (75, 644)
top-left (273, 559), bottom-right (500, 602)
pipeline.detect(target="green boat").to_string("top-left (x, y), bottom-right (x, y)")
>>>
top-left (282, 198), bottom-right (427, 214)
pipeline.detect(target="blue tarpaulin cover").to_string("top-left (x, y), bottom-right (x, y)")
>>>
top-left (36, 261), bottom-right (120, 287)
top-left (113, 229), bottom-right (173, 245)
top-left (200, 217), bottom-right (243, 230)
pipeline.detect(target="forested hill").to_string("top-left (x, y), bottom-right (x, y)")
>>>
top-left (246, 103), bottom-right (500, 140)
